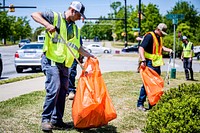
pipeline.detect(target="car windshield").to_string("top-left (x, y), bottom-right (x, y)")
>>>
top-left (20, 39), bottom-right (30, 43)
top-left (21, 44), bottom-right (43, 49)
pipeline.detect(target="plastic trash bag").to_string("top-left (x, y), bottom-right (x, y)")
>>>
top-left (72, 58), bottom-right (117, 129)
top-left (140, 66), bottom-right (164, 106)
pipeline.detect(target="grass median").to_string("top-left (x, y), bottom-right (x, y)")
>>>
top-left (0, 71), bottom-right (200, 133)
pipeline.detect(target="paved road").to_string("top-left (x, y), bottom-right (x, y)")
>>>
top-left (0, 41), bottom-right (199, 102)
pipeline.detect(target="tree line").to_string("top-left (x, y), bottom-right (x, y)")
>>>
top-left (81, 1), bottom-right (200, 50)
top-left (0, 1), bottom-right (199, 49)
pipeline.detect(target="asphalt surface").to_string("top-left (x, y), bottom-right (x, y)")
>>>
top-left (0, 41), bottom-right (199, 102)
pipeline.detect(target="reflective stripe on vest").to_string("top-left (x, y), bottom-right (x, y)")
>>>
top-left (144, 32), bottom-right (164, 67)
top-left (183, 42), bottom-right (194, 58)
top-left (44, 12), bottom-right (81, 67)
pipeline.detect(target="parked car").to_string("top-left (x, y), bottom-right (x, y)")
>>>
top-left (18, 39), bottom-right (30, 48)
top-left (0, 53), bottom-right (3, 78)
top-left (85, 44), bottom-right (111, 54)
top-left (14, 43), bottom-right (44, 73)
top-left (122, 44), bottom-right (139, 52)
top-left (194, 46), bottom-right (200, 60)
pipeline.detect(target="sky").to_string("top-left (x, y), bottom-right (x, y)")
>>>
top-left (2, 0), bottom-right (200, 30)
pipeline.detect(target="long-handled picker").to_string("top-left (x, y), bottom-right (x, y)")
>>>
top-left (165, 54), bottom-right (172, 85)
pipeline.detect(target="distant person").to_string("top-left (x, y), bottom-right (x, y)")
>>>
top-left (181, 36), bottom-right (194, 80)
top-left (31, 1), bottom-right (95, 132)
top-left (137, 23), bottom-right (173, 111)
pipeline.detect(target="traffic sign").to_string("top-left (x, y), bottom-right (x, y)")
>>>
top-left (166, 14), bottom-right (184, 20)
top-left (132, 28), bottom-right (140, 31)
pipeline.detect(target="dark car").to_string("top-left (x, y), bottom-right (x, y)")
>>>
top-left (18, 39), bottom-right (31, 48)
top-left (122, 44), bottom-right (139, 52)
top-left (0, 53), bottom-right (3, 78)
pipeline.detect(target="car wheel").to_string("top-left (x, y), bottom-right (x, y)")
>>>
top-left (16, 67), bottom-right (23, 73)
top-left (197, 53), bottom-right (200, 60)
top-left (88, 49), bottom-right (92, 53)
top-left (104, 50), bottom-right (109, 54)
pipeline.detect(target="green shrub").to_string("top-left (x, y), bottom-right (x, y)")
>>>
top-left (144, 83), bottom-right (200, 133)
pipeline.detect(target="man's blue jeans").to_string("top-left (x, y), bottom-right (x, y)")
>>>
top-left (68, 60), bottom-right (78, 94)
top-left (137, 59), bottom-right (161, 108)
top-left (41, 55), bottom-right (68, 124)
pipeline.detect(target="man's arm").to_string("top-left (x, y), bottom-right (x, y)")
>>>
top-left (78, 46), bottom-right (95, 58)
top-left (139, 46), bottom-right (145, 61)
top-left (162, 46), bottom-right (173, 53)
top-left (31, 12), bottom-right (56, 33)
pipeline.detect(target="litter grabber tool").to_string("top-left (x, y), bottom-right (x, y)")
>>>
top-left (165, 54), bottom-right (172, 85)
top-left (47, 27), bottom-right (85, 70)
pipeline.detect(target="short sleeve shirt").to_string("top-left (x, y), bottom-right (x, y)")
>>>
top-left (41, 11), bottom-right (78, 41)
top-left (140, 31), bottom-right (161, 54)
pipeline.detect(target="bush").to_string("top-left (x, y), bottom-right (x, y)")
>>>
top-left (144, 83), bottom-right (200, 133)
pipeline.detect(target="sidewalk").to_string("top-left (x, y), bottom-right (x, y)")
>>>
top-left (0, 77), bottom-right (45, 102)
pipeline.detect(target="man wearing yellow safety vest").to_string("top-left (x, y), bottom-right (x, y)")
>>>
top-left (137, 23), bottom-right (173, 111)
top-left (31, 1), bottom-right (95, 132)
top-left (181, 36), bottom-right (194, 80)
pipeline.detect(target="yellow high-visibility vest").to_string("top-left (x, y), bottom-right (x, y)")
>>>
top-left (182, 42), bottom-right (194, 58)
top-left (43, 12), bottom-right (81, 67)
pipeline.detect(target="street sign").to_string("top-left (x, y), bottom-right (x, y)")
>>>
top-left (132, 28), bottom-right (140, 31)
top-left (166, 14), bottom-right (184, 20)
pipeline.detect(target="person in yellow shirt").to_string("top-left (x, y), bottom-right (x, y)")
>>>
top-left (31, 1), bottom-right (95, 132)
top-left (181, 36), bottom-right (194, 80)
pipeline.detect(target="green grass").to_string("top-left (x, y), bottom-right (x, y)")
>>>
top-left (0, 71), bottom-right (200, 133)
top-left (0, 73), bottom-right (44, 85)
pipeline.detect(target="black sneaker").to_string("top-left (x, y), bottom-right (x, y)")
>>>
top-left (51, 121), bottom-right (72, 130)
top-left (41, 121), bottom-right (52, 131)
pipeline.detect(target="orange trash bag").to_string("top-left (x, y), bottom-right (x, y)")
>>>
top-left (72, 58), bottom-right (117, 129)
top-left (140, 66), bottom-right (164, 106)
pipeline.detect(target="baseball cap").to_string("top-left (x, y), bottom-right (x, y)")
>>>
top-left (70, 1), bottom-right (86, 19)
top-left (157, 23), bottom-right (168, 36)
top-left (182, 36), bottom-right (187, 40)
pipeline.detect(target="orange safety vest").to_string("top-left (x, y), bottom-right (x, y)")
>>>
top-left (144, 32), bottom-right (164, 67)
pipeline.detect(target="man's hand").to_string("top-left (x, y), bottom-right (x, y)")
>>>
top-left (140, 60), bottom-right (146, 69)
top-left (45, 23), bottom-right (56, 33)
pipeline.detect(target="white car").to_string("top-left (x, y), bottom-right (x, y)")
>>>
top-left (14, 43), bottom-right (43, 73)
top-left (194, 46), bottom-right (200, 60)
top-left (85, 44), bottom-right (111, 54)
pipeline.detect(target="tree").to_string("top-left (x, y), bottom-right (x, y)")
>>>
top-left (110, 1), bottom-right (121, 18)
top-left (0, 11), bottom-right (12, 45)
top-left (0, 11), bottom-right (32, 45)
top-left (166, 1), bottom-right (200, 43)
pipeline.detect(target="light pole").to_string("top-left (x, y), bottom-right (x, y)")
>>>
top-left (124, 0), bottom-right (128, 47)
top-left (138, 0), bottom-right (141, 36)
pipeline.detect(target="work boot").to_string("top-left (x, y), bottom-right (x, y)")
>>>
top-left (51, 121), bottom-right (73, 130)
top-left (68, 92), bottom-right (75, 100)
top-left (41, 121), bottom-right (52, 131)
top-left (185, 69), bottom-right (189, 80)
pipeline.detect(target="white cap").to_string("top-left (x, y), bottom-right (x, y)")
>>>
top-left (157, 23), bottom-right (168, 36)
top-left (70, 1), bottom-right (86, 19)
top-left (182, 36), bottom-right (187, 40)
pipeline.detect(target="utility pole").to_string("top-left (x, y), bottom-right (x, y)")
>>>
top-left (3, 0), bottom-right (5, 11)
top-left (124, 0), bottom-right (128, 47)
top-left (138, 0), bottom-right (141, 37)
